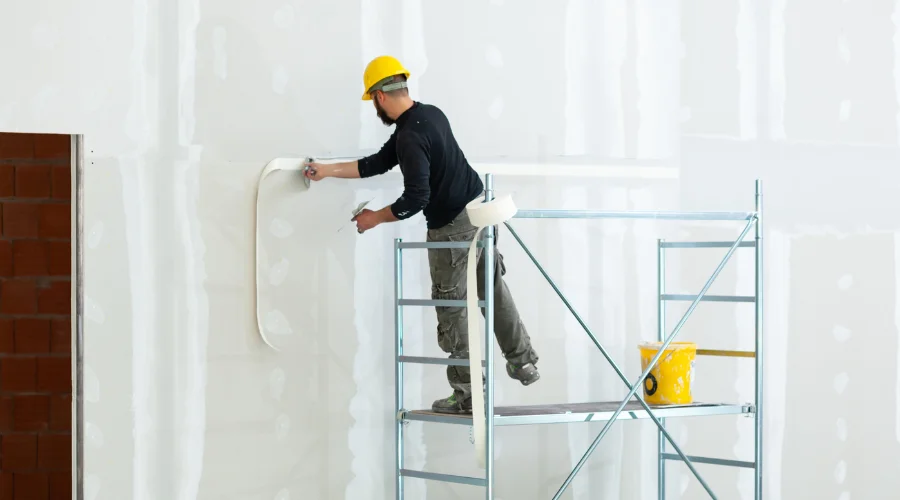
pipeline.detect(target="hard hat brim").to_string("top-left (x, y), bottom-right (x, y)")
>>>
top-left (361, 69), bottom-right (411, 101)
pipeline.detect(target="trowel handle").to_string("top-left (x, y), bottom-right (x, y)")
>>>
top-left (303, 157), bottom-right (317, 175)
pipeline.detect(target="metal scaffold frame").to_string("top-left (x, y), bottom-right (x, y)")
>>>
top-left (393, 173), bottom-right (764, 500)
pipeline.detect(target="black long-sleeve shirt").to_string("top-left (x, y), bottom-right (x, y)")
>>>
top-left (357, 102), bottom-right (484, 229)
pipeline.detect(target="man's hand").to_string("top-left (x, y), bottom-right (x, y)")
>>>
top-left (352, 209), bottom-right (381, 233)
top-left (352, 206), bottom-right (399, 234)
top-left (304, 161), bottom-right (328, 181)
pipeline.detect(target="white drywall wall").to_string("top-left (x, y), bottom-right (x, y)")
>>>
top-left (2, 0), bottom-right (899, 498)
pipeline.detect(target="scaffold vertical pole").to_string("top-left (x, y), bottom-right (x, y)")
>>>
top-left (484, 174), bottom-right (496, 500)
top-left (394, 238), bottom-right (404, 500)
top-left (754, 181), bottom-right (764, 500)
top-left (657, 239), bottom-right (666, 500)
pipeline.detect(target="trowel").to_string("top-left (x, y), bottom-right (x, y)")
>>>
top-left (339, 199), bottom-right (373, 233)
top-left (302, 157), bottom-right (315, 189)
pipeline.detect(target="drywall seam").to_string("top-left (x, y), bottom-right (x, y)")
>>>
top-left (347, 186), bottom-right (386, 499)
top-left (473, 163), bottom-right (678, 179)
top-left (401, 0), bottom-right (427, 101)
top-left (564, 0), bottom-right (587, 155)
top-left (601, 0), bottom-right (628, 157)
top-left (173, 157), bottom-right (208, 500)
top-left (248, 157), bottom-right (679, 180)
top-left (893, 1), bottom-right (900, 146)
top-left (769, 0), bottom-right (787, 140)
top-left (174, 0), bottom-right (205, 497)
top-left (737, 0), bottom-right (757, 141)
top-left (635, 0), bottom-right (680, 158)
top-left (126, 0), bottom-right (156, 495)
top-left (765, 230), bottom-right (791, 500)
top-left (590, 185), bottom-right (628, 498)
top-left (895, 232), bottom-right (900, 444)
top-left (558, 184), bottom-right (591, 497)
top-left (629, 185), bottom-right (664, 500)
top-left (358, 0), bottom-right (390, 151)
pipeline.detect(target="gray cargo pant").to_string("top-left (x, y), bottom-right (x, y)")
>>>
top-left (426, 209), bottom-right (539, 403)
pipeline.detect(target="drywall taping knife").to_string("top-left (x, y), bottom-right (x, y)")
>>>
top-left (338, 199), bottom-right (372, 233)
top-left (302, 157), bottom-right (315, 189)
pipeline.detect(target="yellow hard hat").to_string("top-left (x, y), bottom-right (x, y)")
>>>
top-left (361, 55), bottom-right (410, 100)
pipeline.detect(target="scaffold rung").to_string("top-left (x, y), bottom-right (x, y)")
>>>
top-left (697, 349), bottom-right (756, 358)
top-left (398, 241), bottom-right (483, 249)
top-left (400, 469), bottom-right (486, 487)
top-left (403, 401), bottom-right (750, 427)
top-left (660, 241), bottom-right (756, 249)
top-left (661, 453), bottom-right (755, 469)
top-left (661, 294), bottom-right (755, 303)
top-left (399, 299), bottom-right (485, 307)
top-left (398, 355), bottom-right (483, 367)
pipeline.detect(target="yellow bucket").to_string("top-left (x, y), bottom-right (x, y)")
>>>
top-left (638, 341), bottom-right (697, 405)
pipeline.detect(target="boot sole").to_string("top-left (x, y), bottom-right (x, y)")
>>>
top-left (507, 365), bottom-right (541, 386)
top-left (519, 371), bottom-right (540, 386)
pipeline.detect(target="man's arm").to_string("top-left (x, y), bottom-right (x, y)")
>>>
top-left (305, 130), bottom-right (399, 181)
top-left (352, 132), bottom-right (430, 233)
top-left (306, 160), bottom-right (360, 179)
top-left (388, 132), bottom-right (430, 220)
top-left (357, 129), bottom-right (399, 178)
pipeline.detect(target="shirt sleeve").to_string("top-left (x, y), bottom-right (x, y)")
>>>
top-left (357, 130), bottom-right (398, 178)
top-left (390, 132), bottom-right (430, 220)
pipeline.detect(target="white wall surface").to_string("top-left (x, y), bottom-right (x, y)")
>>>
top-left (3, 0), bottom-right (900, 498)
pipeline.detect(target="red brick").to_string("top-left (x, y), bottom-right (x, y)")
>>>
top-left (37, 434), bottom-right (70, 470)
top-left (49, 395), bottom-right (70, 431)
top-left (39, 204), bottom-right (69, 239)
top-left (1, 279), bottom-right (37, 314)
top-left (37, 280), bottom-right (69, 315)
top-left (2, 202), bottom-right (40, 238)
top-left (12, 239), bottom-right (47, 276)
top-left (0, 472), bottom-right (11, 499)
top-left (14, 318), bottom-right (51, 353)
top-left (0, 357), bottom-right (36, 391)
top-left (0, 318), bottom-right (12, 353)
top-left (0, 396), bottom-right (12, 432)
top-left (50, 319), bottom-right (70, 354)
top-left (0, 239), bottom-right (11, 275)
top-left (33, 134), bottom-right (69, 160)
top-left (51, 166), bottom-right (70, 200)
top-left (0, 133), bottom-right (34, 159)
top-left (37, 357), bottom-right (70, 393)
top-left (13, 472), bottom-right (48, 500)
top-left (12, 395), bottom-right (49, 432)
top-left (49, 471), bottom-right (71, 499)
top-left (2, 434), bottom-right (37, 470)
top-left (15, 164), bottom-right (52, 198)
top-left (46, 241), bottom-right (70, 276)
top-left (0, 164), bottom-right (14, 197)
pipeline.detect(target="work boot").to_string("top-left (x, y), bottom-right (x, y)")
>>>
top-left (431, 393), bottom-right (472, 414)
top-left (506, 362), bottom-right (540, 386)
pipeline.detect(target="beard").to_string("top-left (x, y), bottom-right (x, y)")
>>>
top-left (374, 99), bottom-right (395, 126)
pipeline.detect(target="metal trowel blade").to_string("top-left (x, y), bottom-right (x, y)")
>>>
top-left (301, 157), bottom-right (313, 189)
top-left (338, 199), bottom-right (373, 233)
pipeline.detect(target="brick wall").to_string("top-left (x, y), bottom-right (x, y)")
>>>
top-left (0, 133), bottom-right (72, 499)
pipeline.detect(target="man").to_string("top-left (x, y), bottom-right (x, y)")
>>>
top-left (304, 55), bottom-right (539, 414)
